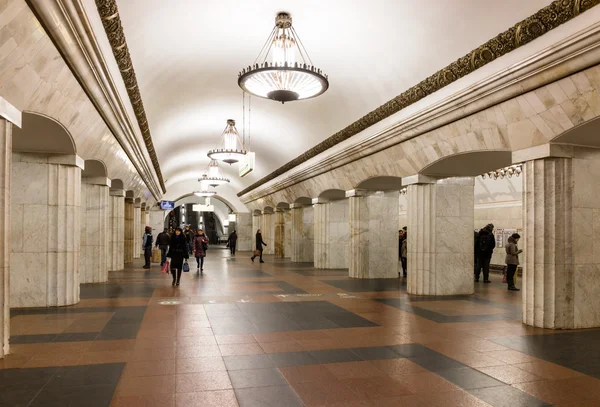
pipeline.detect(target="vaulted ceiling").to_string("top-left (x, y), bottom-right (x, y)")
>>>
top-left (81, 0), bottom-right (552, 210)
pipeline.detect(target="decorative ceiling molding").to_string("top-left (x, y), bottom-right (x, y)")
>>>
top-left (238, 0), bottom-right (600, 197)
top-left (94, 0), bottom-right (166, 192)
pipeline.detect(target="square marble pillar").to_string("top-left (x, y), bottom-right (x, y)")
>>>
top-left (284, 210), bottom-right (292, 258)
top-left (0, 118), bottom-right (13, 357)
top-left (236, 213), bottom-right (252, 251)
top-left (404, 176), bottom-right (474, 295)
top-left (81, 179), bottom-right (110, 283)
top-left (348, 190), bottom-right (399, 279)
top-left (11, 153), bottom-right (82, 307)
top-left (133, 205), bottom-right (141, 258)
top-left (124, 199), bottom-right (134, 264)
top-left (274, 209), bottom-right (285, 258)
top-left (261, 211), bottom-right (274, 255)
top-left (108, 190), bottom-right (125, 271)
top-left (520, 146), bottom-right (600, 329)
top-left (329, 199), bottom-right (350, 269)
top-left (291, 204), bottom-right (314, 263)
top-left (149, 209), bottom-right (165, 238)
top-left (313, 200), bottom-right (329, 269)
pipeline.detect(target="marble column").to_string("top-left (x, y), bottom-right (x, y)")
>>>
top-left (11, 154), bottom-right (82, 307)
top-left (80, 177), bottom-right (110, 283)
top-left (290, 204), bottom-right (314, 263)
top-left (236, 213), bottom-right (252, 251)
top-left (261, 211), bottom-right (274, 255)
top-left (516, 144), bottom-right (600, 329)
top-left (108, 189), bottom-right (125, 271)
top-left (284, 210), bottom-right (292, 258)
top-left (347, 190), bottom-right (398, 279)
top-left (403, 175), bottom-right (474, 295)
top-left (313, 199), bottom-right (329, 268)
top-left (133, 203), bottom-right (141, 258)
top-left (0, 116), bottom-right (14, 357)
top-left (149, 209), bottom-right (165, 238)
top-left (274, 209), bottom-right (285, 258)
top-left (124, 198), bottom-right (134, 264)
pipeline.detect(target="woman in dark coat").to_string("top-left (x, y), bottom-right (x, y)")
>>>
top-left (251, 228), bottom-right (267, 263)
top-left (167, 227), bottom-right (189, 286)
top-left (193, 229), bottom-right (209, 273)
top-left (227, 230), bottom-right (238, 256)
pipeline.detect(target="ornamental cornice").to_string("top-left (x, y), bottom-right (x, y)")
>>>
top-left (238, 0), bottom-right (600, 198)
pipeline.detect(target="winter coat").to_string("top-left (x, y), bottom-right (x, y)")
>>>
top-left (401, 238), bottom-right (407, 258)
top-left (477, 228), bottom-right (495, 257)
top-left (194, 235), bottom-right (209, 258)
top-left (505, 237), bottom-right (522, 265)
top-left (156, 232), bottom-right (170, 247)
top-left (255, 232), bottom-right (267, 251)
top-left (228, 231), bottom-right (238, 245)
top-left (398, 236), bottom-right (405, 258)
top-left (167, 234), bottom-right (189, 269)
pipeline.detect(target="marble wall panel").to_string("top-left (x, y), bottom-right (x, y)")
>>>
top-left (124, 200), bottom-right (134, 264)
top-left (133, 206), bottom-right (141, 258)
top-left (313, 203), bottom-right (328, 268)
top-left (236, 213), bottom-right (252, 251)
top-left (80, 183), bottom-right (109, 283)
top-left (261, 213), bottom-right (274, 255)
top-left (274, 210), bottom-right (285, 258)
top-left (108, 193), bottom-right (124, 271)
top-left (284, 210), bottom-right (292, 258)
top-left (291, 206), bottom-right (314, 263)
top-left (10, 153), bottom-right (81, 308)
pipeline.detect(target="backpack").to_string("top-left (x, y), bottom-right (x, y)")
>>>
top-left (478, 232), bottom-right (489, 253)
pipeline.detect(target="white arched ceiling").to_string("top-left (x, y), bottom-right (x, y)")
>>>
top-left (81, 0), bottom-right (552, 203)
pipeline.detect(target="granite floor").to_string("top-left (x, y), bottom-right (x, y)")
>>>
top-left (2, 248), bottom-right (599, 406)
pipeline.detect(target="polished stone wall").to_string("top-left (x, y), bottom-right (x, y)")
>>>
top-left (284, 210), bottom-right (292, 258)
top-left (124, 200), bottom-right (134, 264)
top-left (291, 205), bottom-right (314, 263)
top-left (274, 210), bottom-right (285, 258)
top-left (235, 213), bottom-right (252, 251)
top-left (81, 182), bottom-right (109, 283)
top-left (133, 206), bottom-right (141, 258)
top-left (11, 153), bottom-right (81, 308)
top-left (108, 191), bottom-right (125, 271)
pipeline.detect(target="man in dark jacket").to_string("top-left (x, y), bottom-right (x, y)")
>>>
top-left (155, 228), bottom-right (171, 266)
top-left (184, 225), bottom-right (194, 255)
top-left (227, 230), bottom-right (238, 256)
top-left (475, 224), bottom-right (496, 283)
top-left (251, 229), bottom-right (267, 263)
top-left (142, 226), bottom-right (153, 269)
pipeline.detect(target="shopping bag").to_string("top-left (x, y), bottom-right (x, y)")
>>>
top-left (183, 260), bottom-right (190, 272)
top-left (161, 260), bottom-right (169, 274)
top-left (502, 267), bottom-right (507, 284)
top-left (151, 248), bottom-right (161, 263)
top-left (253, 250), bottom-right (260, 256)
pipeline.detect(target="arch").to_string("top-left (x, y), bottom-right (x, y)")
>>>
top-left (294, 197), bottom-right (312, 205)
top-left (551, 116), bottom-right (600, 148)
top-left (82, 159), bottom-right (108, 178)
top-left (420, 150), bottom-right (512, 178)
top-left (12, 112), bottom-right (76, 154)
top-left (318, 189), bottom-right (345, 200)
top-left (276, 202), bottom-right (290, 209)
top-left (173, 193), bottom-right (236, 212)
top-left (356, 176), bottom-right (403, 191)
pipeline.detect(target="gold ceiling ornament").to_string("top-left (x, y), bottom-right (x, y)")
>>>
top-left (95, 0), bottom-right (166, 193)
top-left (238, 0), bottom-right (600, 197)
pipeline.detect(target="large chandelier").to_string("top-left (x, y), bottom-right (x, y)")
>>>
top-left (238, 12), bottom-right (329, 103)
top-left (198, 159), bottom-right (230, 187)
top-left (482, 164), bottom-right (523, 180)
top-left (207, 119), bottom-right (246, 165)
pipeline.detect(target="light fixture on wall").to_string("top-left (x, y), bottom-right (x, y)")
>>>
top-left (238, 12), bottom-right (329, 103)
top-left (199, 159), bottom-right (230, 187)
top-left (207, 119), bottom-right (247, 165)
top-left (482, 164), bottom-right (523, 180)
top-left (400, 187), bottom-right (407, 195)
top-left (194, 190), bottom-right (217, 197)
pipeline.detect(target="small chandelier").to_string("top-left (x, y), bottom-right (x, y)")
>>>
top-left (194, 190), bottom-right (217, 197)
top-left (207, 119), bottom-right (246, 165)
top-left (238, 12), bottom-right (329, 103)
top-left (198, 159), bottom-right (230, 187)
top-left (482, 164), bottom-right (523, 180)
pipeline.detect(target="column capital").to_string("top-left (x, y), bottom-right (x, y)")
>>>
top-left (47, 154), bottom-right (85, 169)
top-left (0, 96), bottom-right (22, 127)
top-left (311, 197), bottom-right (330, 204)
top-left (345, 189), bottom-right (368, 198)
top-left (83, 177), bottom-right (111, 187)
top-left (134, 202), bottom-right (141, 208)
top-left (401, 174), bottom-right (437, 186)
top-left (289, 203), bottom-right (306, 209)
top-left (512, 143), bottom-right (574, 163)
top-left (110, 189), bottom-right (125, 197)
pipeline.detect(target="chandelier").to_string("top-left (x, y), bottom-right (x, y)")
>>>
top-left (198, 159), bottom-right (230, 187)
top-left (207, 119), bottom-right (246, 164)
top-left (194, 190), bottom-right (217, 197)
top-left (238, 12), bottom-right (329, 103)
top-left (482, 164), bottom-right (523, 180)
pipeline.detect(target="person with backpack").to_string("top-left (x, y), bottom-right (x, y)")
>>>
top-left (193, 229), bottom-right (209, 273)
top-left (475, 224), bottom-right (496, 283)
top-left (505, 233), bottom-right (522, 291)
top-left (142, 226), bottom-right (153, 269)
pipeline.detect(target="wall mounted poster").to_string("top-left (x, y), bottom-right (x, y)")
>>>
top-left (495, 228), bottom-right (504, 248)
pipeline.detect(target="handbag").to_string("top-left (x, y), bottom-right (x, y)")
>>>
top-left (183, 260), bottom-right (190, 272)
top-left (502, 267), bottom-right (507, 284)
top-left (161, 260), bottom-right (169, 274)
top-left (254, 249), bottom-right (260, 256)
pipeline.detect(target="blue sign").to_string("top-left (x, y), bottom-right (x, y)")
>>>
top-left (160, 200), bottom-right (175, 210)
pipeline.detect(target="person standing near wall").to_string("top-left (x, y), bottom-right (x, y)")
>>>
top-left (142, 226), bottom-right (153, 269)
top-left (475, 224), bottom-right (495, 283)
top-left (228, 230), bottom-right (238, 256)
top-left (399, 229), bottom-right (407, 277)
top-left (505, 233), bottom-right (522, 291)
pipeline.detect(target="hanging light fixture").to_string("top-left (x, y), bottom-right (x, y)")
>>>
top-left (238, 12), bottom-right (329, 104)
top-left (194, 190), bottom-right (217, 197)
top-left (198, 159), bottom-right (230, 187)
top-left (207, 119), bottom-right (246, 165)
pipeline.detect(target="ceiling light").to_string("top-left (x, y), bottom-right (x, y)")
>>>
top-left (238, 12), bottom-right (329, 103)
top-left (194, 190), bottom-right (217, 197)
top-left (207, 119), bottom-right (246, 164)
top-left (198, 159), bottom-right (230, 187)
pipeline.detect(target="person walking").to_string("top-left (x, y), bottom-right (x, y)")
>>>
top-left (398, 230), bottom-right (404, 277)
top-left (184, 225), bottom-right (194, 255)
top-left (193, 229), bottom-right (209, 273)
top-left (227, 230), bottom-right (238, 256)
top-left (505, 233), bottom-right (522, 291)
top-left (401, 231), bottom-right (408, 278)
top-left (167, 227), bottom-right (189, 286)
top-left (142, 226), bottom-right (153, 269)
top-left (155, 228), bottom-right (170, 266)
top-left (251, 228), bottom-right (267, 263)
top-left (475, 224), bottom-right (496, 283)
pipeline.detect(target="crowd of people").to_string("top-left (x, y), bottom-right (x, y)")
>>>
top-left (474, 223), bottom-right (521, 291)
